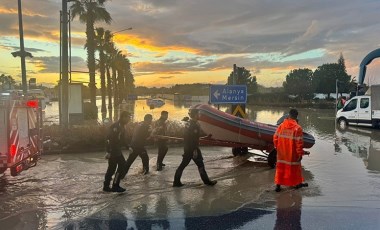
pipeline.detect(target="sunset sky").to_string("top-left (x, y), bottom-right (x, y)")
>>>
top-left (1, 0), bottom-right (380, 88)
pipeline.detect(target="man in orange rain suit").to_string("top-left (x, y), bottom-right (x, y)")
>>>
top-left (273, 109), bottom-right (308, 192)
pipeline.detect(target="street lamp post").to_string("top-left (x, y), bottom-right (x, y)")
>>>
top-left (10, 0), bottom-right (34, 95)
top-left (17, 0), bottom-right (27, 95)
top-left (111, 27), bottom-right (132, 35)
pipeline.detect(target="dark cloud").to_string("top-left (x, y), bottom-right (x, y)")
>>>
top-left (109, 0), bottom-right (380, 62)
top-left (159, 76), bottom-right (175, 79)
top-left (162, 57), bottom-right (182, 63)
top-left (1, 0), bottom-right (380, 81)
top-left (143, 0), bottom-right (177, 8)
top-left (28, 56), bottom-right (86, 73)
top-left (134, 61), bottom-right (199, 73)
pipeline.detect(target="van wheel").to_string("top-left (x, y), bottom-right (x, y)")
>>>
top-left (372, 120), bottom-right (380, 128)
top-left (337, 118), bottom-right (348, 130)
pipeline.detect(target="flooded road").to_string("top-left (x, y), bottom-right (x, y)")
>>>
top-left (1, 107), bottom-right (380, 229)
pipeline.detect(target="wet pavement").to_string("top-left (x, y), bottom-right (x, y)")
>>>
top-left (1, 107), bottom-right (380, 229)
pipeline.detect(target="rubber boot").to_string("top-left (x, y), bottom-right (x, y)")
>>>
top-left (103, 181), bottom-right (112, 192)
top-left (295, 182), bottom-right (308, 189)
top-left (141, 150), bottom-right (150, 175)
top-left (112, 172), bottom-right (126, 193)
top-left (111, 185), bottom-right (126, 193)
top-left (142, 168), bottom-right (149, 175)
top-left (173, 169), bottom-right (184, 187)
top-left (156, 163), bottom-right (163, 171)
top-left (205, 180), bottom-right (217, 186)
top-left (198, 166), bottom-right (216, 186)
top-left (157, 145), bottom-right (168, 171)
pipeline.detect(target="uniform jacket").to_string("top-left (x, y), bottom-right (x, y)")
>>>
top-left (106, 121), bottom-right (128, 154)
top-left (273, 118), bottom-right (304, 186)
top-left (130, 122), bottom-right (151, 149)
top-left (153, 118), bottom-right (167, 144)
top-left (184, 119), bottom-right (201, 152)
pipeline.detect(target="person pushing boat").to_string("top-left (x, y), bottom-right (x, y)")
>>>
top-left (173, 109), bottom-right (217, 187)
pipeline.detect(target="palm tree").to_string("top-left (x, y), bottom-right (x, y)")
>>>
top-left (115, 52), bottom-right (126, 105)
top-left (104, 35), bottom-right (115, 120)
top-left (70, 0), bottom-right (112, 119)
top-left (95, 27), bottom-right (112, 120)
top-left (110, 48), bottom-right (121, 111)
top-left (123, 58), bottom-right (135, 97)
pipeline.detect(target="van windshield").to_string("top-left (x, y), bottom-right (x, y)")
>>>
top-left (344, 99), bottom-right (357, 111)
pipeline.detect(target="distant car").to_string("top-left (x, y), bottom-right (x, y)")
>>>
top-left (146, 98), bottom-right (165, 108)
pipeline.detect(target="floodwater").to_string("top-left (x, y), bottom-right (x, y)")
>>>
top-left (1, 106), bottom-right (380, 229)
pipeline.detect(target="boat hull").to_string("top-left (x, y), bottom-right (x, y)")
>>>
top-left (193, 104), bottom-right (315, 150)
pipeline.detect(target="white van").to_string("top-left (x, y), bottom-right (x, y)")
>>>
top-left (336, 85), bottom-right (380, 129)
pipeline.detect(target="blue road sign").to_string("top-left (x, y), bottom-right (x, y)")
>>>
top-left (209, 85), bottom-right (247, 104)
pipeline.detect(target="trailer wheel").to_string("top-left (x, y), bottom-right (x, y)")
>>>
top-left (232, 147), bottom-right (249, 156)
top-left (240, 147), bottom-right (248, 155)
top-left (268, 149), bottom-right (277, 169)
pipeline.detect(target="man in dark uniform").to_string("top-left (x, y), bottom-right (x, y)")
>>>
top-left (125, 114), bottom-right (153, 175)
top-left (103, 111), bottom-right (131, 193)
top-left (154, 111), bottom-right (169, 171)
top-left (173, 109), bottom-right (217, 187)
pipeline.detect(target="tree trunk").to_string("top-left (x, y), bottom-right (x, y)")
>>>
top-left (124, 70), bottom-right (129, 97)
top-left (99, 50), bottom-right (107, 120)
top-left (106, 65), bottom-right (113, 121)
top-left (86, 18), bottom-right (97, 119)
top-left (112, 66), bottom-right (118, 120)
top-left (117, 69), bottom-right (124, 104)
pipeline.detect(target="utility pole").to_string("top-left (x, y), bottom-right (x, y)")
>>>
top-left (61, 0), bottom-right (69, 127)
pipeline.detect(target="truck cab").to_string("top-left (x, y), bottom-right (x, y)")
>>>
top-left (337, 85), bottom-right (380, 129)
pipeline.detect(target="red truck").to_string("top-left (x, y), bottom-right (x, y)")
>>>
top-left (0, 93), bottom-right (43, 176)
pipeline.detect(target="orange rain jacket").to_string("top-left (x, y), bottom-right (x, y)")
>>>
top-left (273, 118), bottom-right (304, 186)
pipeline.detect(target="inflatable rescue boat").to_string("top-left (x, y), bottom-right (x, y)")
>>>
top-left (194, 104), bottom-right (315, 151)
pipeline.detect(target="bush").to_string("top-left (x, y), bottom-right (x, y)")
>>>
top-left (43, 120), bottom-right (187, 153)
top-left (44, 124), bottom-right (108, 153)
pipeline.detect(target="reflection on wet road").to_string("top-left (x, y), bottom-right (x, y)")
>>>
top-left (1, 107), bottom-right (380, 229)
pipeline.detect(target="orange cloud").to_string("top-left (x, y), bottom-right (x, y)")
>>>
top-left (113, 33), bottom-right (201, 54)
